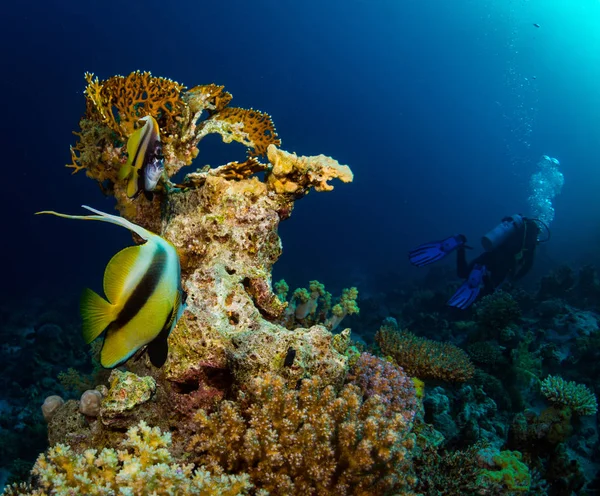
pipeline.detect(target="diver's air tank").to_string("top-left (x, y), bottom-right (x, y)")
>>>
top-left (481, 214), bottom-right (524, 252)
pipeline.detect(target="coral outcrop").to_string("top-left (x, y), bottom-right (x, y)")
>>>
top-left (18, 70), bottom-right (391, 494)
top-left (63, 71), bottom-right (356, 401)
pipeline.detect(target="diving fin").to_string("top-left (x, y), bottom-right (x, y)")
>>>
top-left (447, 264), bottom-right (486, 309)
top-left (409, 234), bottom-right (467, 267)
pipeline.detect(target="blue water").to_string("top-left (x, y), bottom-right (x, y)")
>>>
top-left (3, 0), bottom-right (600, 492)
top-left (2, 0), bottom-right (600, 302)
top-left (0, 0), bottom-right (600, 304)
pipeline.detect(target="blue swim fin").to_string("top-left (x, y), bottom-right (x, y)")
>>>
top-left (409, 234), bottom-right (466, 267)
top-left (447, 264), bottom-right (486, 309)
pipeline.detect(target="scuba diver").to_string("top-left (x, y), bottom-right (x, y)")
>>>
top-left (408, 214), bottom-right (549, 309)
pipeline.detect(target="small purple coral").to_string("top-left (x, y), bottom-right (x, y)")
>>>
top-left (348, 352), bottom-right (418, 424)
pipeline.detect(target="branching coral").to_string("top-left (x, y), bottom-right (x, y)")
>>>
top-left (187, 371), bottom-right (416, 495)
top-left (83, 71), bottom-right (187, 139)
top-left (413, 443), bottom-right (486, 495)
top-left (540, 375), bottom-right (598, 416)
top-left (67, 70), bottom-right (281, 186)
top-left (375, 327), bottom-right (474, 382)
top-left (199, 107), bottom-right (280, 157)
top-left (4, 420), bottom-right (253, 495)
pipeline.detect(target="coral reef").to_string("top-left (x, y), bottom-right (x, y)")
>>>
top-left (9, 70), bottom-right (378, 493)
top-left (16, 67), bottom-right (600, 495)
top-left (375, 323), bottom-right (474, 382)
top-left (187, 371), bottom-right (417, 495)
top-left (423, 385), bottom-right (505, 449)
top-left (3, 421), bottom-right (252, 495)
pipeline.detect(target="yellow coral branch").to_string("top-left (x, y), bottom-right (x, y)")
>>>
top-left (266, 145), bottom-right (354, 195)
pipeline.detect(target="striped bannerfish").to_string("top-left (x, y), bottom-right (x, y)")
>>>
top-left (119, 115), bottom-right (164, 199)
top-left (36, 205), bottom-right (185, 368)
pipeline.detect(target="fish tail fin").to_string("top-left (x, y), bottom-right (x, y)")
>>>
top-left (80, 287), bottom-right (113, 344)
top-left (36, 205), bottom-right (153, 241)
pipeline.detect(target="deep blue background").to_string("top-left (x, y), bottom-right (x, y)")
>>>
top-left (2, 0), bottom-right (600, 304)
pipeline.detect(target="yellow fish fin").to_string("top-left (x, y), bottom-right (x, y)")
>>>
top-left (126, 169), bottom-right (140, 198)
top-left (146, 290), bottom-right (183, 368)
top-left (126, 121), bottom-right (147, 163)
top-left (36, 206), bottom-right (154, 242)
top-left (100, 327), bottom-right (139, 368)
top-left (103, 245), bottom-right (144, 302)
top-left (118, 163), bottom-right (133, 181)
top-left (80, 288), bottom-right (113, 344)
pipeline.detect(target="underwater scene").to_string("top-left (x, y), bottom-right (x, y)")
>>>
top-left (1, 0), bottom-right (599, 494)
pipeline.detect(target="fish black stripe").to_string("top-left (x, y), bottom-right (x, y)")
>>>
top-left (131, 124), bottom-right (152, 170)
top-left (113, 244), bottom-right (168, 328)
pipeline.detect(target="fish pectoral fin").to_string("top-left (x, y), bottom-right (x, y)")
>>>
top-left (100, 330), bottom-right (139, 369)
top-left (146, 332), bottom-right (169, 368)
top-left (146, 300), bottom-right (179, 368)
top-left (80, 288), bottom-right (113, 344)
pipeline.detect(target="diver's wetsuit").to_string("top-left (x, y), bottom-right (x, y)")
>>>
top-left (456, 218), bottom-right (540, 296)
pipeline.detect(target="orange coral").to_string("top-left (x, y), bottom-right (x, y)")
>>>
top-left (375, 327), bottom-right (474, 382)
top-left (212, 158), bottom-right (267, 180)
top-left (83, 71), bottom-right (187, 138)
top-left (202, 107), bottom-right (280, 157)
top-left (188, 372), bottom-right (416, 495)
top-left (266, 145), bottom-right (354, 196)
top-left (185, 84), bottom-right (233, 115)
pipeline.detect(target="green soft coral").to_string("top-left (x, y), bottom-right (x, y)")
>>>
top-left (477, 450), bottom-right (531, 494)
top-left (326, 287), bottom-right (359, 331)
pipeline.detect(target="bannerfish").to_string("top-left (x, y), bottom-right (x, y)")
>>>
top-left (119, 115), bottom-right (164, 199)
top-left (36, 205), bottom-right (185, 368)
